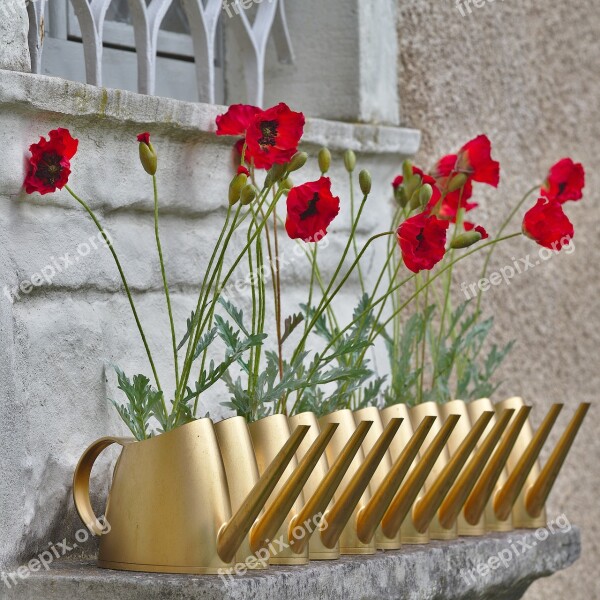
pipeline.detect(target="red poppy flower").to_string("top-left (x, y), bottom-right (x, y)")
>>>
top-left (455, 135), bottom-right (500, 187)
top-left (522, 198), bottom-right (574, 250)
top-left (464, 222), bottom-right (489, 240)
top-left (540, 158), bottom-right (585, 203)
top-left (430, 155), bottom-right (477, 220)
top-left (245, 103), bottom-right (305, 170)
top-left (24, 128), bottom-right (79, 195)
top-left (285, 177), bottom-right (340, 242)
top-left (397, 212), bottom-right (449, 273)
top-left (216, 104), bottom-right (261, 136)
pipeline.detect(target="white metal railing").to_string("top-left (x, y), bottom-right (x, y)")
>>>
top-left (26, 0), bottom-right (294, 106)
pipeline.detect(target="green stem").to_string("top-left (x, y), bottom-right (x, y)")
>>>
top-left (475, 184), bottom-right (539, 314)
top-left (65, 185), bottom-right (162, 395)
top-left (152, 175), bottom-right (179, 393)
top-left (375, 233), bottom-right (523, 338)
top-left (418, 272), bottom-right (430, 403)
top-left (179, 206), bottom-right (232, 406)
top-left (294, 232), bottom-right (523, 414)
top-left (247, 210), bottom-right (258, 400)
top-left (179, 204), bottom-right (243, 406)
top-left (272, 203), bottom-right (284, 382)
top-left (291, 194), bottom-right (372, 362)
top-left (182, 186), bottom-right (285, 404)
top-left (349, 173), bottom-right (365, 293)
top-left (289, 230), bottom-right (396, 412)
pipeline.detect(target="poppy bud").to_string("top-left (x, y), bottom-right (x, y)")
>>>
top-left (404, 174), bottom-right (422, 200)
top-left (266, 162), bottom-right (288, 185)
top-left (281, 177), bottom-right (294, 191)
top-left (419, 184), bottom-right (434, 206)
top-left (402, 160), bottom-right (414, 184)
top-left (288, 151), bottom-right (308, 173)
top-left (318, 148), bottom-right (331, 174)
top-left (137, 132), bottom-right (157, 175)
top-left (240, 184), bottom-right (258, 206)
top-left (447, 173), bottom-right (468, 192)
top-left (450, 230), bottom-right (482, 249)
top-left (344, 150), bottom-right (356, 173)
top-left (359, 170), bottom-right (372, 195)
top-left (229, 173), bottom-right (248, 206)
top-left (395, 186), bottom-right (409, 207)
top-left (409, 189), bottom-right (421, 210)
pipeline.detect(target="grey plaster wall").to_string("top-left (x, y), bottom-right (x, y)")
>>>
top-left (395, 2), bottom-right (600, 598)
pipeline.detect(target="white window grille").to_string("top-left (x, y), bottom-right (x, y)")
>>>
top-left (26, 0), bottom-right (294, 106)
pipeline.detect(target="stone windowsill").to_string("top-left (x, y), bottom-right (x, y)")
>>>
top-left (5, 528), bottom-right (580, 600)
top-left (0, 69), bottom-right (421, 156)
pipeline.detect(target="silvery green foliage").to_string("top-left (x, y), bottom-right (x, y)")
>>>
top-left (221, 296), bottom-right (374, 421)
top-left (112, 306), bottom-right (265, 440)
top-left (294, 294), bottom-right (386, 417)
top-left (110, 369), bottom-right (165, 440)
top-left (384, 301), bottom-right (514, 407)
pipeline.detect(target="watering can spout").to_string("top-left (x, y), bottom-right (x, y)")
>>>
top-left (217, 424), bottom-right (310, 563)
top-left (493, 404), bottom-right (563, 522)
top-left (288, 420), bottom-right (373, 555)
top-left (525, 403), bottom-right (590, 518)
top-left (438, 409), bottom-right (514, 530)
top-left (356, 416), bottom-right (436, 544)
top-left (381, 414), bottom-right (460, 539)
top-left (248, 423), bottom-right (339, 552)
top-left (320, 418), bottom-right (403, 550)
top-left (412, 411), bottom-right (493, 533)
top-left (463, 406), bottom-right (531, 526)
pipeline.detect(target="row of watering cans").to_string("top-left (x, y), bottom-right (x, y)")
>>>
top-left (72, 397), bottom-right (589, 575)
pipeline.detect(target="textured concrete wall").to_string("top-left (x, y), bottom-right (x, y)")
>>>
top-left (0, 0), bottom-right (30, 73)
top-left (395, 2), bottom-right (600, 598)
top-left (0, 69), bottom-right (419, 571)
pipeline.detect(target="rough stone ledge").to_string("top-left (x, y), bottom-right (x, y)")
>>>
top-left (0, 69), bottom-right (421, 156)
top-left (4, 528), bottom-right (580, 600)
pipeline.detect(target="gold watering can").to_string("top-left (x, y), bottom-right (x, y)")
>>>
top-left (72, 399), bottom-right (589, 575)
top-left (73, 418), bottom-right (327, 574)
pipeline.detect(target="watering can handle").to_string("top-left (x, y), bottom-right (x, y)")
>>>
top-left (72, 437), bottom-right (133, 536)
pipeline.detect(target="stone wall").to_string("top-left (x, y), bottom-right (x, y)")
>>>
top-left (395, 1), bottom-right (600, 598)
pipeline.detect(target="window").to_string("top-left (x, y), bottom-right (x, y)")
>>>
top-left (39, 0), bottom-right (224, 103)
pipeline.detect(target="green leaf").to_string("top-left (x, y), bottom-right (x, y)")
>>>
top-left (218, 298), bottom-right (251, 337)
top-left (110, 368), bottom-right (166, 441)
top-left (192, 327), bottom-right (218, 361)
top-left (281, 312), bottom-right (304, 345)
top-left (177, 310), bottom-right (197, 351)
